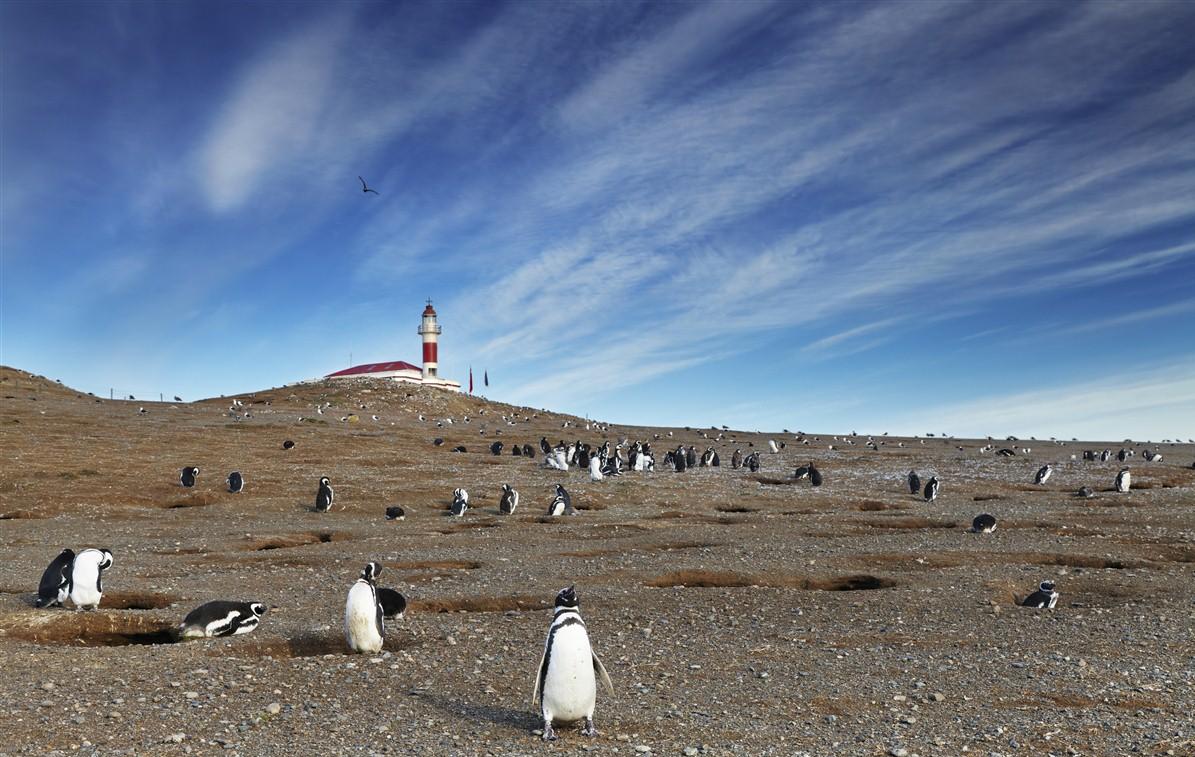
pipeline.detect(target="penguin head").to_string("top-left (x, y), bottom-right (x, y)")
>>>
top-left (1039, 581), bottom-right (1056, 593)
top-left (502, 483), bottom-right (511, 493)
top-left (555, 484), bottom-right (566, 496)
top-left (191, 467), bottom-right (200, 476)
top-left (249, 602), bottom-right (267, 617)
top-left (554, 585), bottom-right (579, 609)
top-left (361, 562), bottom-right (381, 582)
top-left (97, 549), bottom-right (114, 571)
top-left (320, 476), bottom-right (331, 486)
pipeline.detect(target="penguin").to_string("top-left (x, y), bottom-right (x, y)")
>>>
top-left (1034, 464), bottom-right (1053, 485)
top-left (385, 506), bottom-right (406, 521)
top-left (433, 437), bottom-right (444, 446)
top-left (499, 484), bottom-right (520, 514)
top-left (540, 437), bottom-right (552, 455)
top-left (1115, 467), bottom-right (1131, 493)
top-left (1100, 449), bottom-right (1111, 462)
top-left (793, 463), bottom-right (810, 480)
top-left (809, 464), bottom-right (823, 487)
top-left (522, 443), bottom-right (535, 458)
top-left (923, 476), bottom-right (940, 502)
top-left (1075, 486), bottom-right (1094, 499)
top-left (700, 448), bottom-right (714, 467)
top-left (532, 586), bottom-right (614, 741)
top-left (589, 456), bottom-right (604, 481)
top-left (686, 446), bottom-right (698, 468)
top-left (377, 588), bottom-right (407, 620)
top-left (513, 445), bottom-right (523, 457)
top-left (674, 447), bottom-right (687, 472)
top-left (731, 449), bottom-right (743, 469)
top-left (35, 548), bottom-right (75, 608)
top-left (907, 470), bottom-right (921, 495)
top-left (576, 446), bottom-right (592, 470)
top-left (345, 562), bottom-right (384, 653)
top-left (768, 439), bottom-right (779, 454)
top-left (180, 466), bottom-right (199, 488)
top-left (453, 445), bottom-right (468, 453)
top-left (602, 453), bottom-right (622, 477)
top-left (1021, 581), bottom-right (1059, 609)
top-left (548, 486), bottom-right (574, 516)
top-left (315, 477), bottom-right (334, 512)
top-left (179, 601), bottom-right (266, 639)
top-left (451, 488), bottom-right (469, 517)
top-left (227, 471), bottom-right (244, 494)
top-left (282, 440), bottom-right (295, 450)
top-left (490, 441), bottom-right (504, 456)
top-left (746, 452), bottom-right (760, 473)
top-left (969, 513), bottom-right (997, 533)
top-left (66, 548), bottom-right (113, 611)
top-left (710, 450), bottom-right (720, 466)
top-left (1117, 448), bottom-right (1128, 462)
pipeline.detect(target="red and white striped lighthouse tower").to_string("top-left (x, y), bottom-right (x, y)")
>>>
top-left (417, 299), bottom-right (442, 379)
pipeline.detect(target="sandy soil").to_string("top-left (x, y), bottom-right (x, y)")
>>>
top-left (1, 366), bottom-right (1193, 757)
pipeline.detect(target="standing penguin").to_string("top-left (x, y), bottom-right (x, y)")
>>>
top-left (923, 476), bottom-right (940, 502)
top-left (532, 586), bottom-right (614, 741)
top-left (746, 452), bottom-right (760, 473)
top-left (589, 456), bottom-right (604, 481)
top-left (768, 439), bottom-right (779, 454)
top-left (490, 441), bottom-right (504, 456)
top-left (1034, 464), bottom-right (1053, 485)
top-left (451, 488), bottom-right (469, 517)
top-left (1115, 467), bottom-right (1131, 493)
top-left (907, 470), bottom-right (921, 495)
top-left (809, 463), bottom-right (823, 487)
top-left (522, 443), bottom-right (535, 458)
top-left (315, 477), bottom-right (334, 512)
top-left (179, 601), bottom-right (266, 638)
top-left (1021, 581), bottom-right (1059, 609)
top-left (499, 484), bottom-right (519, 515)
top-left (180, 466), bottom-right (200, 487)
top-left (66, 548), bottom-right (113, 611)
top-left (731, 449), bottom-right (743, 469)
top-left (35, 548), bottom-right (75, 608)
top-left (548, 485), bottom-right (575, 516)
top-left (227, 471), bottom-right (244, 493)
top-left (540, 437), bottom-right (552, 455)
top-left (345, 562), bottom-right (384, 653)
top-left (685, 446), bottom-right (698, 469)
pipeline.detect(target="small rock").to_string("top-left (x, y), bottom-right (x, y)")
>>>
top-left (684, 749), bottom-right (699, 756)
top-left (634, 747), bottom-right (652, 754)
top-left (265, 702), bottom-right (281, 715)
top-left (890, 749), bottom-right (909, 757)
top-left (165, 733), bottom-right (185, 744)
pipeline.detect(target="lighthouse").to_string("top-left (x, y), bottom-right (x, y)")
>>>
top-left (418, 299), bottom-right (442, 379)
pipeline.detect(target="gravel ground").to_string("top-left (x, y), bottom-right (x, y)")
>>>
top-left (1, 366), bottom-right (1193, 756)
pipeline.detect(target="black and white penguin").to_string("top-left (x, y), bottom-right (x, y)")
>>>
top-left (1115, 467), bottom-right (1131, 493)
top-left (969, 513), bottom-right (997, 533)
top-left (66, 548), bottom-right (113, 611)
top-left (602, 453), bottom-right (622, 477)
top-left (453, 445), bottom-right (468, 453)
top-left (1034, 464), bottom-right (1053, 485)
top-left (345, 562), bottom-right (384, 653)
top-left (923, 476), bottom-right (940, 502)
top-left (540, 437), bottom-right (552, 455)
top-left (532, 586), bottom-right (614, 741)
top-left (500, 484), bottom-right (519, 515)
top-left (710, 450), bottom-right (720, 466)
top-left (227, 471), bottom-right (244, 494)
top-left (700, 448), bottom-right (714, 467)
top-left (576, 446), bottom-right (592, 470)
top-left (1117, 448), bottom-right (1129, 462)
top-left (674, 446), bottom-right (687, 472)
top-left (179, 601), bottom-right (266, 639)
top-left (1100, 449), bottom-right (1111, 463)
top-left (1075, 486), bottom-right (1094, 499)
top-left (745, 452), bottom-right (760, 472)
top-left (731, 449), bottom-right (743, 469)
top-left (513, 445), bottom-right (523, 457)
top-left (768, 439), bottom-right (779, 454)
top-left (377, 587), bottom-right (407, 620)
top-left (180, 466), bottom-right (200, 487)
top-left (282, 440), bottom-right (295, 450)
top-left (35, 548), bottom-right (75, 608)
top-left (907, 470), bottom-right (921, 495)
top-left (589, 456), bottom-right (604, 481)
top-left (522, 443), bottom-right (535, 458)
top-left (1021, 581), bottom-right (1059, 609)
top-left (686, 446), bottom-right (698, 469)
top-left (809, 463), bottom-right (823, 487)
top-left (385, 506), bottom-right (406, 521)
top-left (490, 441), bottom-right (504, 456)
top-left (548, 485), bottom-right (574, 516)
top-left (433, 437), bottom-right (445, 446)
top-left (315, 477), bottom-right (334, 512)
top-left (451, 488), bottom-right (469, 517)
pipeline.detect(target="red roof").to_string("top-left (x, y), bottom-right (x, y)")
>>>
top-left (326, 361), bottom-right (421, 378)
top-left (423, 303), bottom-right (437, 316)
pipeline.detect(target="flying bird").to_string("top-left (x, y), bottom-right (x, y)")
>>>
top-left (358, 176), bottom-right (379, 195)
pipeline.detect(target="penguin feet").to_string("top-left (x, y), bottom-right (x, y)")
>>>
top-left (581, 718), bottom-right (598, 737)
top-left (541, 723), bottom-right (558, 742)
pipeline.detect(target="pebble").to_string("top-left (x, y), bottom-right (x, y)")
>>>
top-left (266, 702), bottom-right (281, 715)
top-left (930, 692), bottom-right (945, 702)
top-left (684, 749), bottom-right (699, 756)
top-left (634, 746), bottom-right (651, 754)
top-left (164, 734), bottom-right (185, 744)
top-left (890, 749), bottom-right (909, 757)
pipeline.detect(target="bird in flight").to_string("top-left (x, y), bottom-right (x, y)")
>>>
top-left (358, 176), bottom-right (379, 195)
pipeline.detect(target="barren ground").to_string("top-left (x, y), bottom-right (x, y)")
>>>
top-left (1, 366), bottom-right (1193, 757)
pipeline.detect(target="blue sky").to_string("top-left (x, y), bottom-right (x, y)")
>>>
top-left (2, 0), bottom-right (1194, 440)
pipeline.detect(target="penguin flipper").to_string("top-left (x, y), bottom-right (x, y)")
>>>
top-left (592, 651), bottom-right (614, 696)
top-left (531, 643), bottom-right (549, 707)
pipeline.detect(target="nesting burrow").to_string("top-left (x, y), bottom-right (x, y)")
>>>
top-left (645, 570), bottom-right (897, 591)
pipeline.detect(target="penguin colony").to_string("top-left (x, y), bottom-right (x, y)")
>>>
top-left (23, 393), bottom-right (1181, 743)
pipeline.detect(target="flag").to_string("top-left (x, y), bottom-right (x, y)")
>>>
top-left (484, 370), bottom-right (489, 388)
top-left (469, 366), bottom-right (473, 394)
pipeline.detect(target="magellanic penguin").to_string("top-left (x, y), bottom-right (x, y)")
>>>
top-left (907, 470), bottom-right (921, 495)
top-left (1034, 464), bottom-right (1053, 485)
top-left (923, 476), bottom-right (940, 502)
top-left (589, 456), bottom-right (604, 481)
top-left (179, 601), bottom-right (266, 639)
top-left (1021, 581), bottom-right (1059, 609)
top-left (36, 548), bottom-right (75, 608)
top-left (451, 488), bottom-right (469, 517)
top-left (227, 471), bottom-right (244, 493)
top-left (532, 586), bottom-right (614, 741)
top-left (746, 452), bottom-right (760, 473)
top-left (809, 464), bottom-right (823, 487)
top-left (731, 449), bottom-right (743, 469)
top-left (315, 477), bottom-right (334, 512)
top-left (1115, 468), bottom-right (1131, 493)
top-left (500, 484), bottom-right (519, 515)
top-left (345, 562), bottom-right (384, 653)
top-left (377, 587), bottom-right (407, 620)
top-left (180, 466), bottom-right (200, 487)
top-left (1075, 486), bottom-right (1094, 499)
top-left (385, 506), bottom-right (406, 521)
top-left (66, 548), bottom-right (113, 610)
top-left (768, 439), bottom-right (779, 454)
top-left (969, 513), bottom-right (997, 533)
